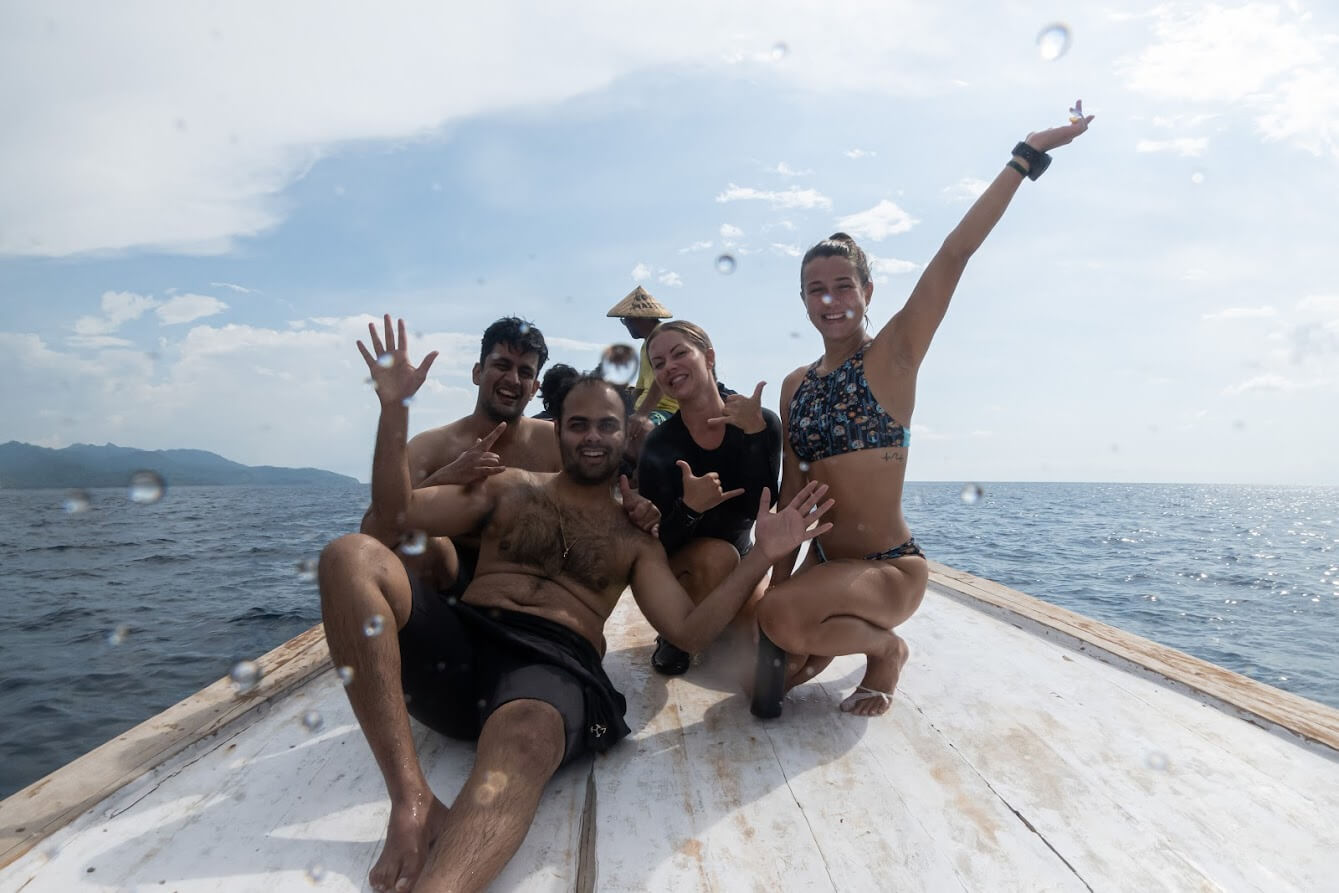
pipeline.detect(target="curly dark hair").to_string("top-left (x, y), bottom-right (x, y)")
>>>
top-left (538, 363), bottom-right (580, 417)
top-left (480, 317), bottom-right (549, 371)
top-left (799, 232), bottom-right (872, 290)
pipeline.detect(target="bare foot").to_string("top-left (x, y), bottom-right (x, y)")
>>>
top-left (839, 634), bottom-right (910, 717)
top-left (369, 793), bottom-right (450, 892)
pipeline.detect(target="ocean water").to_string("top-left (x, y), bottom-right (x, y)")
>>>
top-left (1, 481), bottom-right (1337, 799)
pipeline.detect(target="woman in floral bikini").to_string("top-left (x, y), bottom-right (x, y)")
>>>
top-left (755, 106), bottom-right (1094, 717)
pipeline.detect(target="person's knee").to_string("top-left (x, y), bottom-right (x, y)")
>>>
top-left (481, 700), bottom-right (565, 777)
top-left (676, 538), bottom-right (741, 594)
top-left (318, 534), bottom-right (407, 620)
top-left (757, 591), bottom-right (804, 651)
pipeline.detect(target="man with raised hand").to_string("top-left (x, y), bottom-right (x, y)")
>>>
top-left (360, 316), bottom-right (559, 597)
top-left (318, 316), bottom-right (833, 893)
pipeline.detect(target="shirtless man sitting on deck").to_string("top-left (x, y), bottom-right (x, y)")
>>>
top-left (319, 317), bottom-right (833, 893)
top-left (360, 315), bottom-right (560, 592)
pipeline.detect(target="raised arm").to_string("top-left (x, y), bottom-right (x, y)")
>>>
top-left (357, 315), bottom-right (506, 544)
top-left (875, 107), bottom-right (1095, 370)
top-left (630, 481), bottom-right (832, 652)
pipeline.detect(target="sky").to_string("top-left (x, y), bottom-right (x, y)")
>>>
top-left (2, 0), bottom-right (1338, 485)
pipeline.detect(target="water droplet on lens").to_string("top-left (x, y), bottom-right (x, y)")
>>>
top-left (960, 483), bottom-right (984, 504)
top-left (770, 42), bottom-right (788, 60)
top-left (599, 343), bottom-right (639, 385)
top-left (128, 470), bottom-right (166, 504)
top-left (715, 254), bottom-right (736, 275)
top-left (1145, 750), bottom-right (1170, 771)
top-left (1036, 24), bottom-right (1071, 61)
top-left (336, 665), bottom-right (355, 686)
top-left (362, 614), bottom-right (386, 637)
top-left (772, 657), bottom-right (783, 668)
top-left (62, 489), bottom-right (91, 514)
top-left (820, 294), bottom-right (833, 305)
top-left (1191, 171), bottom-right (1205, 184)
top-left (401, 395), bottom-right (415, 408)
top-left (476, 698), bottom-right (488, 709)
top-left (518, 322), bottom-right (531, 334)
top-left (295, 559), bottom-right (317, 582)
top-left (376, 352), bottom-right (394, 368)
top-left (305, 862), bottom-right (326, 884)
top-left (230, 660), bottom-right (262, 694)
top-left (789, 331), bottom-right (801, 338)
top-left (398, 530), bottom-right (428, 556)
top-left (844, 309), bottom-right (855, 319)
top-left (107, 623), bottom-right (130, 646)
top-left (798, 461), bottom-right (810, 472)
top-left (300, 710), bottom-right (323, 732)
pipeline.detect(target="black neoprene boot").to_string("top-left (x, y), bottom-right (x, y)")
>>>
top-left (751, 630), bottom-right (787, 718)
top-left (651, 636), bottom-right (691, 676)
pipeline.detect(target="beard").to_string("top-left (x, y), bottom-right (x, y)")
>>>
top-left (483, 393), bottom-right (527, 423)
top-left (560, 443), bottom-right (621, 485)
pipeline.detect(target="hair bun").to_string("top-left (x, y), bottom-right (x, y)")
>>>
top-left (827, 231), bottom-right (856, 244)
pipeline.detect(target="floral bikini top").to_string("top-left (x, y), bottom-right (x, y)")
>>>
top-left (787, 343), bottom-right (910, 464)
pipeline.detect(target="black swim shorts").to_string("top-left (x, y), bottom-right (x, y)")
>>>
top-left (397, 576), bottom-right (630, 766)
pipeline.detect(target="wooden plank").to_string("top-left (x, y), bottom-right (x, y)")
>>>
top-left (895, 582), bottom-right (1339, 890)
top-left (591, 601), bottom-right (838, 891)
top-left (0, 624), bottom-right (332, 870)
top-left (926, 561), bottom-right (1339, 752)
top-left (764, 674), bottom-right (1086, 891)
top-left (1, 669), bottom-right (585, 891)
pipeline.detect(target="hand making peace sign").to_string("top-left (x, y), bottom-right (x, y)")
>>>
top-left (357, 315), bottom-right (438, 408)
top-left (419, 422), bottom-right (508, 487)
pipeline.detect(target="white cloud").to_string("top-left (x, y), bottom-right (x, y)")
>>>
top-left (1202, 306), bottom-right (1277, 321)
top-left (657, 271), bottom-right (683, 287)
top-left (210, 281), bottom-right (256, 294)
top-left (1297, 294), bottom-right (1339, 315)
top-left (73, 291), bottom-right (159, 336)
top-left (1135, 137), bottom-right (1210, 157)
top-left (771, 243), bottom-right (801, 257)
top-left (715, 184), bottom-right (832, 210)
top-left (870, 255), bottom-right (920, 277)
top-left (835, 200), bottom-right (918, 241)
top-left (1118, 3), bottom-right (1339, 159)
top-left (1222, 373), bottom-right (1328, 395)
top-left (0, 2), bottom-right (960, 257)
top-left (719, 223), bottom-right (743, 240)
top-left (65, 335), bottom-right (135, 349)
top-left (772, 161), bottom-right (811, 177)
top-left (1, 315), bottom-right (612, 480)
top-left (631, 262), bottom-right (653, 281)
top-left (844, 149), bottom-right (876, 159)
top-left (941, 177), bottom-right (988, 202)
top-left (678, 240), bottom-right (713, 253)
top-left (156, 293), bottom-right (229, 325)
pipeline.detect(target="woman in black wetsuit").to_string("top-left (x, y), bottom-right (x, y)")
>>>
top-left (636, 320), bottom-right (783, 675)
top-left (756, 107), bottom-right (1094, 717)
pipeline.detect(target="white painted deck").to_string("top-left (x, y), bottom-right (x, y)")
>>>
top-left (3, 563), bottom-right (1339, 891)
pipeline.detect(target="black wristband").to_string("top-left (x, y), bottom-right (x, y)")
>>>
top-left (677, 499), bottom-right (703, 523)
top-left (1006, 159), bottom-right (1029, 178)
top-left (1011, 141), bottom-right (1052, 180)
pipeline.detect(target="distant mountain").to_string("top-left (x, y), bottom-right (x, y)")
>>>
top-left (0, 442), bottom-right (359, 489)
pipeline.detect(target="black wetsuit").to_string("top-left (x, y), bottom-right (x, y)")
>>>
top-left (637, 409), bottom-right (783, 556)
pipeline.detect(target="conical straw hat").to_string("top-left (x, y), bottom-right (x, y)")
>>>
top-left (606, 285), bottom-right (672, 319)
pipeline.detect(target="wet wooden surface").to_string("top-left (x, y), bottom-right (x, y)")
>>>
top-left (4, 564), bottom-right (1338, 891)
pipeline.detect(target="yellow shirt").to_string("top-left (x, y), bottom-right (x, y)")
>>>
top-left (636, 338), bottom-right (679, 414)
